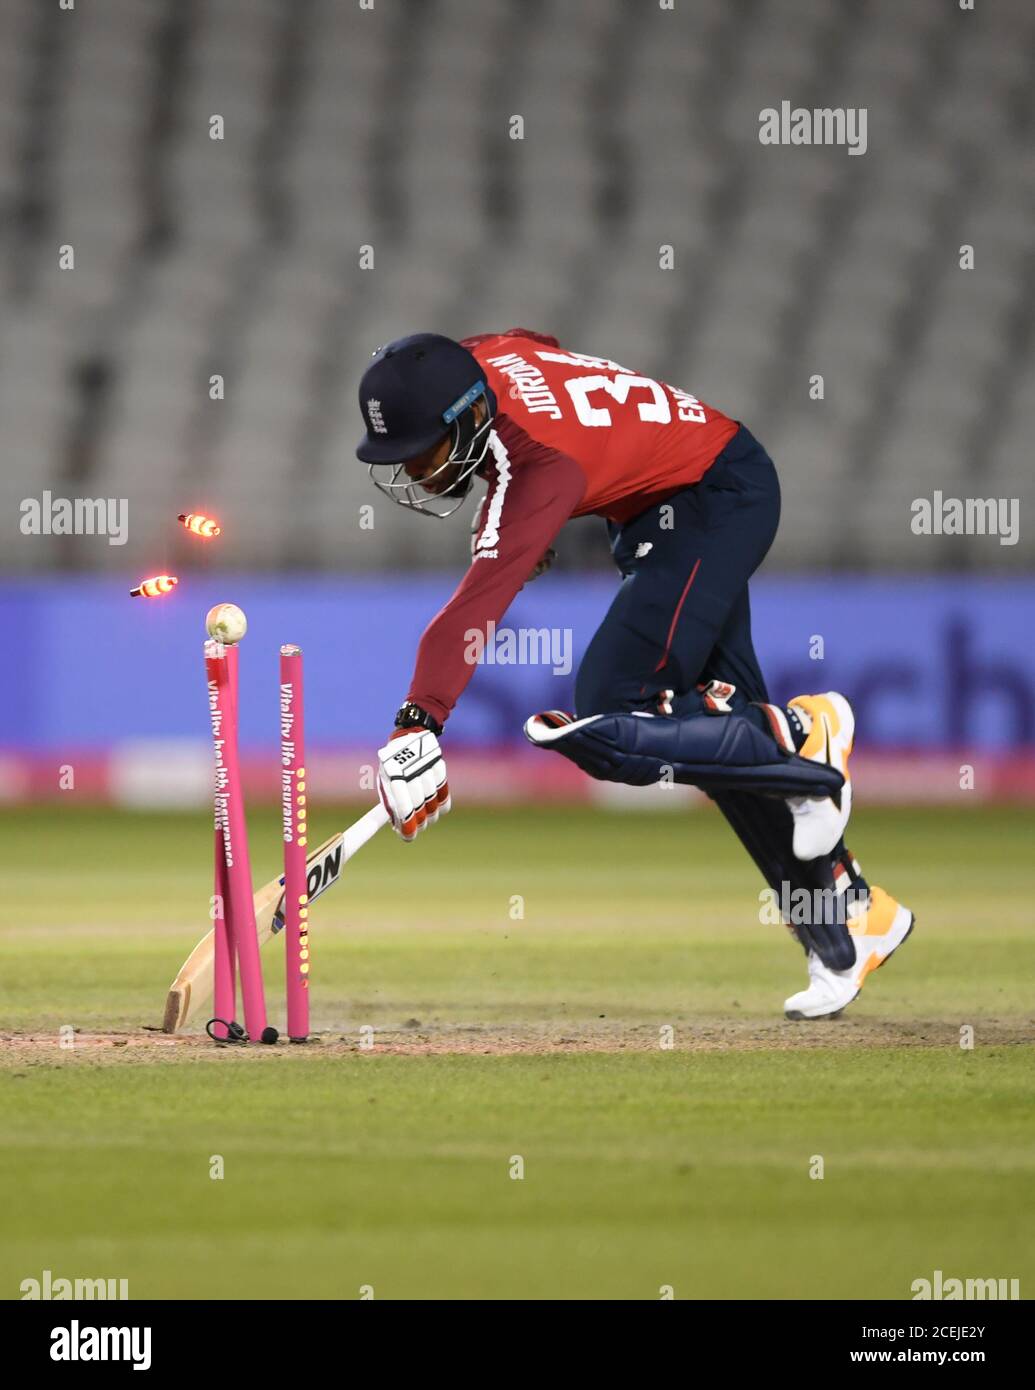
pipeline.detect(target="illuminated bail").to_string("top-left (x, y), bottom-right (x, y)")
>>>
top-left (130, 575), bottom-right (178, 598)
top-left (178, 513), bottom-right (221, 538)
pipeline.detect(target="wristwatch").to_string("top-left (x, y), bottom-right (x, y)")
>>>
top-left (394, 702), bottom-right (443, 737)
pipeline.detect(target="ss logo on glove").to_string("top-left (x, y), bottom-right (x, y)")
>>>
top-left (377, 729), bottom-right (451, 841)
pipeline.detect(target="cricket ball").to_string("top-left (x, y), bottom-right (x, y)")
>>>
top-left (206, 603), bottom-right (247, 645)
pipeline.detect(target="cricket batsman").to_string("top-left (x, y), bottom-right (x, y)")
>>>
top-left (356, 330), bottom-right (914, 1019)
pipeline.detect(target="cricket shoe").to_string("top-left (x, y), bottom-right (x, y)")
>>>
top-left (784, 886), bottom-right (915, 1020)
top-left (785, 691), bottom-right (855, 861)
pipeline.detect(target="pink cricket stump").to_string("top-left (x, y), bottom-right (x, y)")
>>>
top-left (205, 640), bottom-right (272, 1042)
top-left (280, 645), bottom-right (310, 1041)
top-left (210, 642), bottom-right (239, 1040)
top-left (212, 828), bottom-right (235, 1039)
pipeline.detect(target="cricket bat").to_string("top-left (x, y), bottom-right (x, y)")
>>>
top-left (162, 803), bottom-right (390, 1033)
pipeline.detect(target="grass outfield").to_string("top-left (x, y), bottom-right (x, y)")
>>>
top-left (2, 802), bottom-right (1033, 1299)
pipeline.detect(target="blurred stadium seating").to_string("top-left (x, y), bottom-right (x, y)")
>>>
top-left (1, 0), bottom-right (1032, 574)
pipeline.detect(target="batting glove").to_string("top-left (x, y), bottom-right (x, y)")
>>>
top-left (377, 728), bottom-right (451, 841)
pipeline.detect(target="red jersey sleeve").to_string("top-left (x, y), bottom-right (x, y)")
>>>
top-left (406, 415), bottom-right (586, 727)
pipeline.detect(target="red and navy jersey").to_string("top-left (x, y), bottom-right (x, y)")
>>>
top-left (407, 329), bottom-right (739, 726)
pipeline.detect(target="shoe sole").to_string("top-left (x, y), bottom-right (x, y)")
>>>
top-left (785, 995), bottom-right (857, 1022)
top-left (784, 913), bottom-right (916, 1021)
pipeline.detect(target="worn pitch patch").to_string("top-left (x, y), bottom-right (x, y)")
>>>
top-left (1, 1018), bottom-right (1032, 1065)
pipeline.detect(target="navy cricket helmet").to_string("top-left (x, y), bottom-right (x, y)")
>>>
top-left (356, 333), bottom-right (496, 518)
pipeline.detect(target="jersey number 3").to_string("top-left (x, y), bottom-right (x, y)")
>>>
top-left (537, 350), bottom-right (707, 428)
top-left (565, 373), bottom-right (669, 427)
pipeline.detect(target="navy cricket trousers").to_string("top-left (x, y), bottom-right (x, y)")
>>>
top-left (575, 425), bottom-right (780, 719)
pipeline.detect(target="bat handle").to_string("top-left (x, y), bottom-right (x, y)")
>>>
top-left (341, 803), bottom-right (391, 860)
